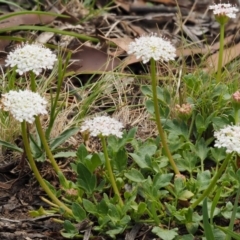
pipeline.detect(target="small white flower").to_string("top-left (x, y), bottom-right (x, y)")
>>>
top-left (214, 125), bottom-right (240, 154)
top-left (128, 34), bottom-right (176, 64)
top-left (209, 3), bottom-right (238, 18)
top-left (5, 43), bottom-right (57, 75)
top-left (80, 116), bottom-right (124, 138)
top-left (0, 90), bottom-right (47, 123)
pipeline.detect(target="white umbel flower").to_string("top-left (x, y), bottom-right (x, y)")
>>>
top-left (214, 125), bottom-right (240, 154)
top-left (5, 43), bottom-right (57, 75)
top-left (0, 90), bottom-right (47, 123)
top-left (81, 116), bottom-right (123, 138)
top-left (128, 34), bottom-right (176, 63)
top-left (209, 3), bottom-right (238, 18)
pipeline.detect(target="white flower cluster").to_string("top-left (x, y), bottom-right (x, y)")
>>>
top-left (0, 90), bottom-right (47, 123)
top-left (209, 3), bottom-right (238, 18)
top-left (214, 125), bottom-right (240, 154)
top-left (5, 43), bottom-right (57, 75)
top-left (128, 34), bottom-right (176, 63)
top-left (80, 116), bottom-right (124, 138)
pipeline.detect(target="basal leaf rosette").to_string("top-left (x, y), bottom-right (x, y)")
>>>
top-left (0, 89), bottom-right (47, 124)
top-left (5, 43), bottom-right (57, 75)
top-left (128, 34), bottom-right (176, 64)
top-left (80, 116), bottom-right (124, 138)
top-left (214, 125), bottom-right (240, 154)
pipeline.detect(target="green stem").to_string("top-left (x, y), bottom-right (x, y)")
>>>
top-left (100, 136), bottom-right (124, 207)
top-left (30, 72), bottom-right (37, 92)
top-left (35, 116), bottom-right (62, 174)
top-left (188, 111), bottom-right (195, 139)
top-left (8, 68), bottom-right (16, 91)
top-left (150, 201), bottom-right (160, 225)
top-left (150, 58), bottom-right (180, 175)
top-left (45, 54), bottom-right (70, 139)
top-left (216, 23), bottom-right (225, 83)
top-left (21, 121), bottom-right (73, 216)
top-left (30, 72), bottom-right (63, 175)
top-left (233, 105), bottom-right (239, 125)
top-left (190, 153), bottom-right (232, 209)
top-left (226, 177), bottom-right (240, 240)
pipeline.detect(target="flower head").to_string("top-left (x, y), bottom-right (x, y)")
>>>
top-left (232, 90), bottom-right (240, 103)
top-left (80, 116), bottom-right (124, 138)
top-left (214, 125), bottom-right (240, 154)
top-left (175, 103), bottom-right (193, 120)
top-left (0, 89), bottom-right (47, 123)
top-left (128, 34), bottom-right (176, 63)
top-left (5, 43), bottom-right (57, 75)
top-left (209, 3), bottom-right (238, 19)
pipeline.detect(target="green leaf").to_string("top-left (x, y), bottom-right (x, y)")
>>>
top-left (137, 202), bottom-right (147, 215)
top-left (87, 153), bottom-right (102, 172)
top-left (54, 151), bottom-right (76, 158)
top-left (125, 127), bottom-right (137, 140)
top-left (212, 116), bottom-right (231, 129)
top-left (76, 144), bottom-right (88, 161)
top-left (129, 153), bottom-right (151, 169)
top-left (202, 198), bottom-right (215, 240)
top-left (63, 220), bottom-right (78, 234)
top-left (185, 222), bottom-right (199, 235)
top-left (50, 127), bottom-right (79, 150)
top-left (210, 187), bottom-right (222, 223)
top-left (165, 120), bottom-right (189, 139)
top-left (177, 234), bottom-right (194, 240)
top-left (29, 134), bottom-right (44, 160)
top-left (176, 151), bottom-right (198, 173)
top-left (210, 147), bottom-right (226, 163)
top-left (138, 142), bottom-right (157, 158)
top-left (197, 170), bottom-right (211, 191)
top-left (58, 171), bottom-right (69, 189)
top-left (0, 10), bottom-right (68, 22)
top-left (113, 148), bottom-right (128, 172)
top-left (152, 226), bottom-right (178, 240)
top-left (0, 1), bottom-right (24, 10)
top-left (153, 173), bottom-right (173, 189)
top-left (195, 138), bottom-right (209, 162)
top-left (119, 215), bottom-right (131, 225)
top-left (61, 232), bottom-right (78, 238)
top-left (124, 169), bottom-right (146, 183)
top-left (141, 85), bottom-right (152, 97)
top-left (83, 198), bottom-right (97, 214)
top-left (174, 177), bottom-right (185, 195)
top-left (77, 163), bottom-right (96, 194)
top-left (179, 190), bottom-right (194, 201)
top-left (195, 113), bottom-right (206, 134)
top-left (0, 25), bottom-right (99, 43)
top-left (96, 199), bottom-right (109, 215)
top-left (0, 140), bottom-right (23, 152)
top-left (117, 127), bottom-right (137, 149)
top-left (29, 206), bottom-right (54, 217)
top-left (106, 227), bottom-right (125, 238)
top-left (212, 228), bottom-right (226, 240)
top-left (157, 86), bottom-right (171, 104)
top-left (145, 99), bottom-right (155, 115)
top-left (72, 203), bottom-right (86, 222)
top-left (217, 226), bottom-right (240, 240)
